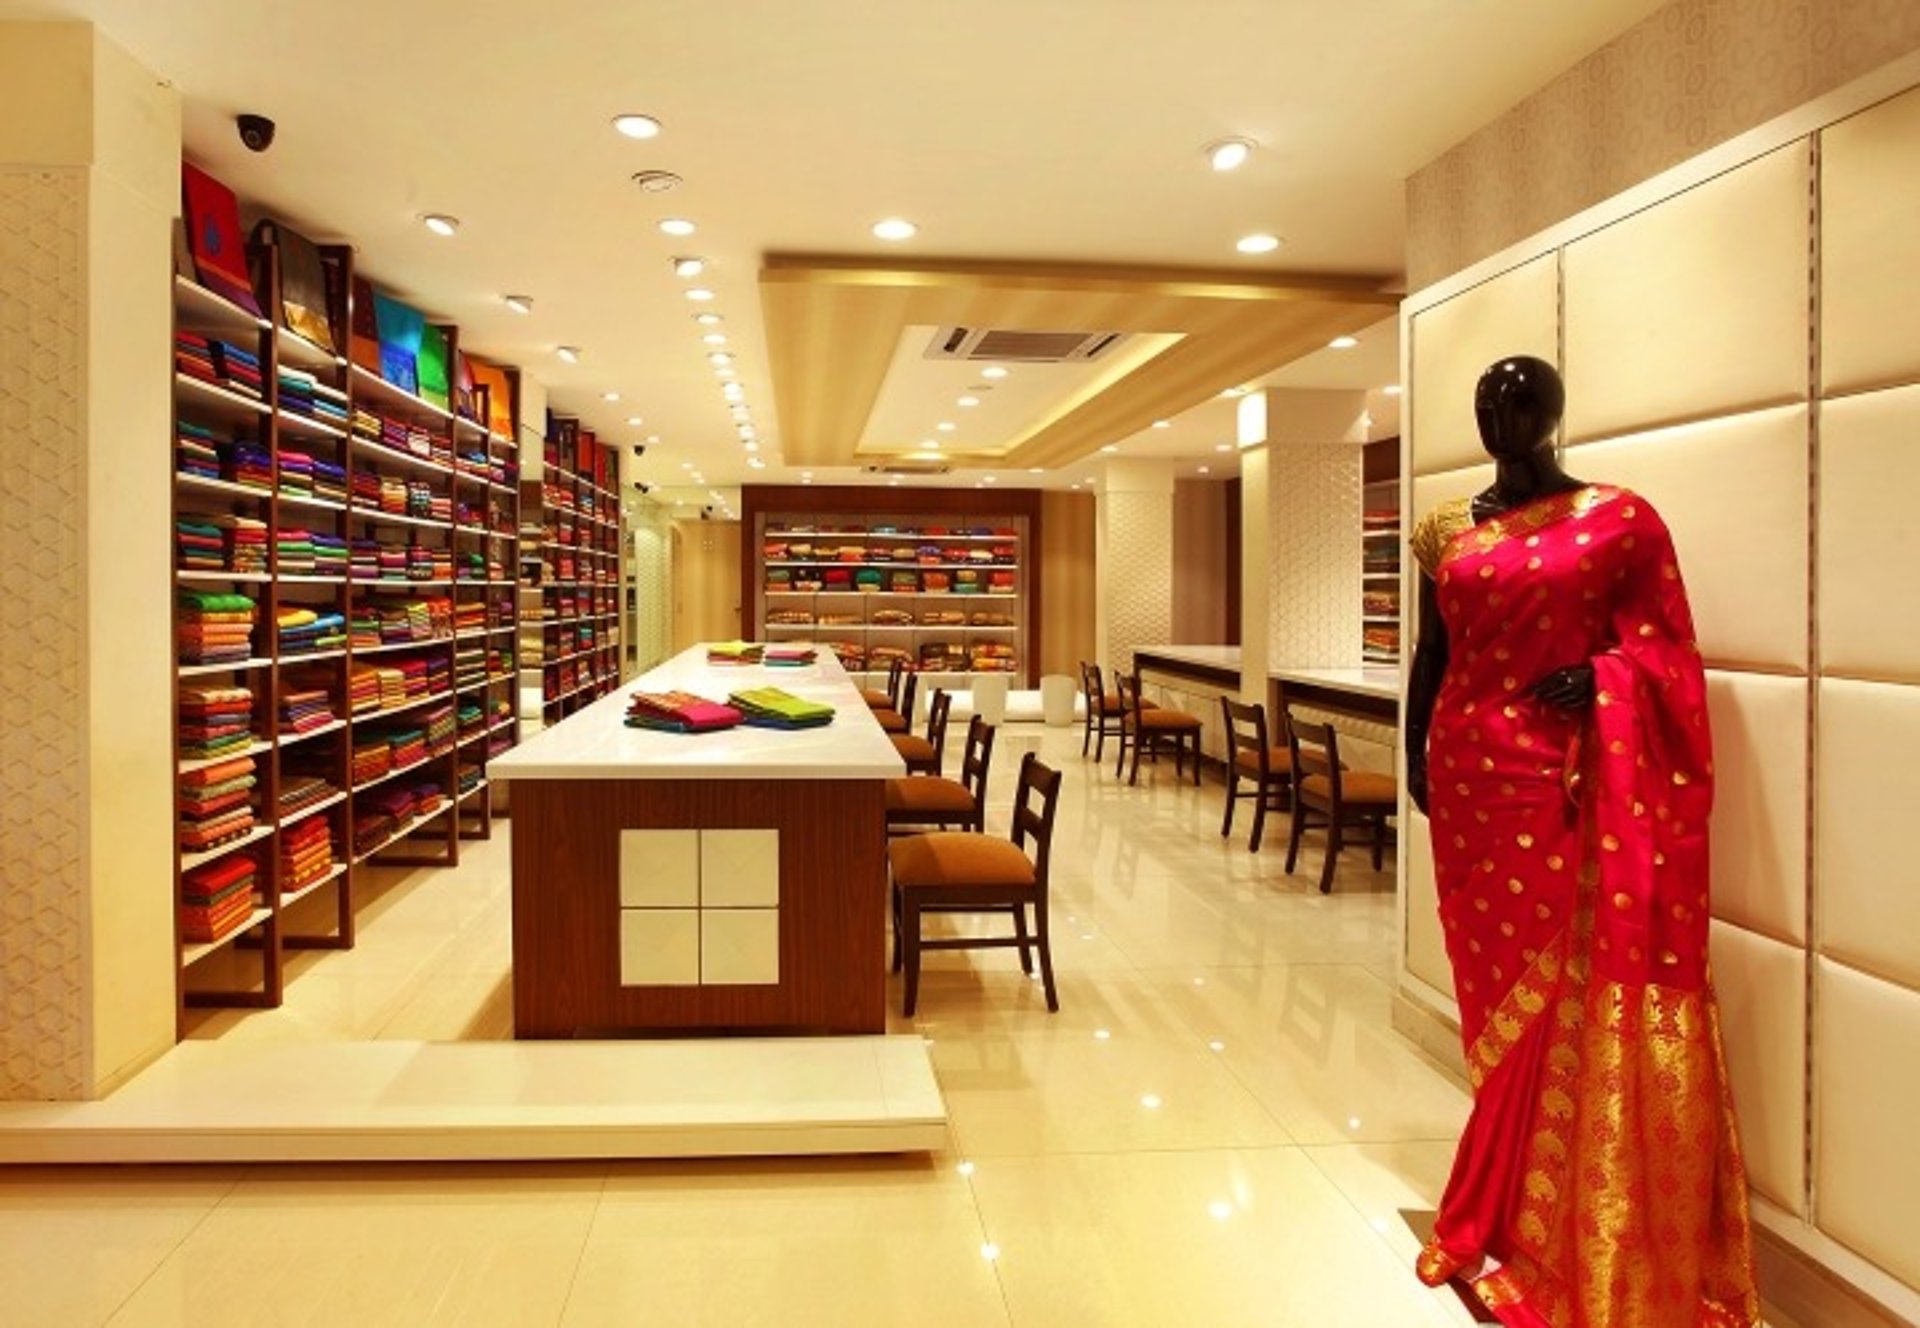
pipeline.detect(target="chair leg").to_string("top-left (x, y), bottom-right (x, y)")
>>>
top-left (1190, 735), bottom-right (1201, 785)
top-left (902, 899), bottom-right (923, 1016)
top-left (1082, 713), bottom-right (1092, 757)
top-left (1129, 734), bottom-right (1143, 786)
top-left (1284, 803), bottom-right (1306, 874)
top-left (1320, 820), bottom-right (1342, 895)
top-left (1012, 903), bottom-right (1034, 975)
top-left (890, 881), bottom-right (903, 974)
top-left (1372, 815), bottom-right (1386, 870)
top-left (1034, 896), bottom-right (1059, 1013)
top-left (1249, 794), bottom-right (1266, 854)
top-left (1221, 775), bottom-right (1237, 838)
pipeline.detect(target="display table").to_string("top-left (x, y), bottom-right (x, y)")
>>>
top-left (491, 645), bottom-right (905, 1037)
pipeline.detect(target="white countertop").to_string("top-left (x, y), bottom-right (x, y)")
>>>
top-left (1134, 645), bottom-right (1242, 673)
top-left (1133, 646), bottom-right (1400, 702)
top-left (490, 645), bottom-right (907, 781)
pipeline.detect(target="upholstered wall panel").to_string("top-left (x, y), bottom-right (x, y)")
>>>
top-left (1816, 678), bottom-right (1920, 991)
top-left (1409, 255), bottom-right (1559, 477)
top-left (1708, 922), bottom-right (1806, 1216)
top-left (1820, 84), bottom-right (1920, 397)
top-left (1569, 406), bottom-right (1809, 672)
top-left (1562, 146), bottom-right (1810, 444)
top-left (1814, 957), bottom-right (1920, 1289)
top-left (1704, 672), bottom-right (1808, 945)
top-left (1409, 464), bottom-right (1494, 531)
top-left (1818, 384), bottom-right (1920, 683)
top-left (1402, 810), bottom-right (1451, 998)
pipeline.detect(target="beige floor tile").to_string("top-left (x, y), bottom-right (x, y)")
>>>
top-left (375, 972), bottom-right (516, 1040)
top-left (967, 1148), bottom-right (1466, 1328)
top-left (0, 1166), bottom-right (241, 1327)
top-left (1300, 1139), bottom-right (1467, 1267)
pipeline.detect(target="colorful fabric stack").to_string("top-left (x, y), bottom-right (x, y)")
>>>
top-left (278, 680), bottom-right (337, 734)
top-left (424, 654), bottom-right (452, 695)
top-left (970, 642), bottom-right (1017, 672)
top-left (222, 514), bottom-right (269, 573)
top-left (276, 527), bottom-right (316, 573)
top-left (352, 407), bottom-right (380, 440)
top-left (310, 381), bottom-right (350, 428)
top-left (209, 340), bottom-right (263, 397)
top-left (375, 665), bottom-right (408, 710)
top-left (229, 442), bottom-right (274, 491)
top-left (454, 646), bottom-right (486, 690)
top-left (348, 665), bottom-right (381, 713)
top-left (625, 691), bottom-right (743, 734)
top-left (348, 611), bottom-right (381, 649)
top-left (277, 773), bottom-right (337, 819)
top-left (352, 733), bottom-right (393, 784)
top-left (379, 475), bottom-right (408, 515)
top-left (729, 686), bottom-right (834, 729)
top-left (179, 854), bottom-right (257, 944)
top-left (455, 551), bottom-right (487, 583)
top-left (363, 725), bottom-right (428, 771)
top-left (175, 517), bottom-right (226, 571)
top-left (351, 470), bottom-right (383, 510)
top-left (277, 368), bottom-right (317, 417)
top-left (312, 533), bottom-right (348, 577)
top-left (279, 815), bottom-right (334, 894)
top-left (455, 600), bottom-right (487, 635)
top-left (763, 644), bottom-right (817, 668)
top-left (350, 538), bottom-right (380, 580)
top-left (457, 700), bottom-right (486, 738)
top-left (424, 703), bottom-right (456, 756)
top-left (177, 591), bottom-right (255, 666)
top-left (178, 686), bottom-right (254, 762)
top-left (457, 762), bottom-right (483, 796)
top-left (175, 331), bottom-right (217, 386)
top-left (176, 420), bottom-right (223, 479)
top-left (312, 459), bottom-right (348, 504)
top-left (706, 640), bottom-right (764, 666)
top-left (377, 543), bottom-right (408, 580)
top-left (178, 755), bottom-right (257, 852)
top-left (277, 607), bottom-right (346, 656)
top-left (352, 799), bottom-right (398, 856)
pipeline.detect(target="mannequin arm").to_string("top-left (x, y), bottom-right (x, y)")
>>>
top-left (1405, 573), bottom-right (1449, 815)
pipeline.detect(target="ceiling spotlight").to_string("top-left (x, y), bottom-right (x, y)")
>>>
top-left (1329, 335), bottom-right (1360, 350)
top-left (694, 312), bottom-right (722, 326)
top-left (556, 346), bottom-right (581, 364)
top-left (936, 421), bottom-right (956, 432)
top-left (421, 214), bottom-right (460, 237)
top-left (872, 218), bottom-right (918, 241)
top-left (983, 475), bottom-right (998, 484)
top-left (957, 396), bottom-right (980, 408)
top-left (1383, 384), bottom-right (1403, 396)
top-left (680, 462), bottom-right (693, 470)
top-left (708, 352), bottom-right (733, 366)
top-left (743, 441), bottom-right (760, 453)
top-left (1101, 444), bottom-right (1120, 454)
top-left (722, 383), bottom-right (745, 400)
top-left (612, 113), bottom-right (662, 140)
top-left (672, 256), bottom-right (707, 278)
top-left (748, 457), bottom-right (766, 469)
top-left (647, 434), bottom-right (661, 443)
top-left (1214, 442), bottom-right (1232, 452)
top-left (626, 415), bottom-right (643, 426)
top-left (632, 170), bottom-right (682, 194)
top-left (924, 439), bottom-right (941, 450)
top-left (1152, 419), bottom-right (1171, 429)
top-left (1207, 138), bottom-right (1254, 172)
top-left (980, 365), bottom-right (1009, 380)
top-left (715, 367), bottom-right (737, 380)
top-left (1028, 467), bottom-right (1044, 475)
top-left (1198, 465), bottom-right (1212, 475)
top-left (603, 391), bottom-right (620, 402)
top-left (703, 333), bottom-right (728, 346)
top-left (685, 288), bottom-right (716, 302)
top-left (503, 294), bottom-right (533, 315)
top-left (1236, 233), bottom-right (1282, 255)
top-left (659, 218), bottom-right (696, 237)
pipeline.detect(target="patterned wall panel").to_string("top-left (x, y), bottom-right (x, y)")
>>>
top-left (0, 169), bottom-right (89, 1101)
top-left (1266, 444), bottom-right (1360, 668)
top-left (1101, 489), bottom-right (1172, 672)
top-left (1406, 0), bottom-right (1920, 288)
top-left (630, 506), bottom-right (671, 673)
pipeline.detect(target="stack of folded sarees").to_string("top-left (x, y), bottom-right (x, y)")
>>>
top-left (625, 690), bottom-right (742, 733)
top-left (177, 591), bottom-right (256, 666)
top-left (179, 854), bottom-right (258, 943)
top-left (178, 755), bottom-right (257, 852)
top-left (179, 686), bottom-right (254, 762)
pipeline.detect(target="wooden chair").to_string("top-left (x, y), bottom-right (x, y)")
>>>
top-left (1117, 672), bottom-right (1202, 787)
top-left (862, 657), bottom-right (903, 710)
top-left (1080, 660), bottom-right (1124, 760)
top-left (890, 688), bottom-right (951, 777)
top-left (873, 670), bottom-right (917, 735)
top-left (886, 713), bottom-right (995, 835)
top-left (1220, 697), bottom-right (1294, 853)
top-left (1283, 711), bottom-right (1397, 894)
top-left (888, 752), bottom-right (1062, 1015)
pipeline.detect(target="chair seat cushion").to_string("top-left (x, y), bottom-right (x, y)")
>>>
top-left (860, 688), bottom-right (893, 708)
top-left (891, 734), bottom-right (936, 764)
top-left (1233, 747), bottom-right (1294, 779)
top-left (886, 776), bottom-right (975, 815)
top-left (1139, 709), bottom-right (1201, 731)
top-left (889, 832), bottom-right (1036, 890)
top-left (1299, 771), bottom-right (1397, 805)
top-left (874, 709), bottom-right (909, 733)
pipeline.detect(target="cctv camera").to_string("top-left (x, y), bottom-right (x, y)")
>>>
top-left (630, 443), bottom-right (646, 458)
top-left (236, 114), bottom-right (277, 153)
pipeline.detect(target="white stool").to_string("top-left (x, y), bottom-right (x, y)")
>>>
top-left (970, 673), bottom-right (1010, 726)
top-left (1039, 674), bottom-right (1076, 727)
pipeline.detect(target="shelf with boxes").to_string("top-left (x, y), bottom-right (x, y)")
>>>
top-left (1361, 437), bottom-right (1402, 667)
top-left (169, 168), bottom-right (522, 1028)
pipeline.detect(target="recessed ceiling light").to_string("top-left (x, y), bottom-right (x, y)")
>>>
top-left (503, 294), bottom-right (533, 315)
top-left (702, 333), bottom-right (728, 346)
top-left (647, 434), bottom-right (660, 443)
top-left (685, 288), bottom-right (715, 302)
top-left (1329, 335), bottom-right (1360, 350)
top-left (801, 471), bottom-right (813, 479)
top-left (980, 365), bottom-right (1009, 380)
top-left (801, 475), bottom-right (813, 484)
top-left (872, 218), bottom-right (918, 241)
top-left (888, 477), bottom-right (901, 486)
top-left (694, 312), bottom-right (722, 326)
top-left (1221, 386), bottom-right (1248, 398)
top-left (1152, 420), bottom-right (1171, 429)
top-left (722, 383), bottom-right (744, 400)
top-left (672, 256), bottom-right (707, 278)
top-left (924, 438), bottom-right (941, 450)
top-left (1214, 442), bottom-right (1232, 452)
top-left (743, 441), bottom-right (759, 453)
top-left (1028, 467), bottom-right (1044, 474)
top-left (603, 391), bottom-right (620, 402)
top-left (1383, 384), bottom-right (1403, 396)
top-left (556, 346), bottom-right (581, 364)
top-left (984, 475), bottom-right (997, 484)
top-left (1207, 138), bottom-right (1254, 172)
top-left (625, 416), bottom-right (643, 426)
top-left (680, 462), bottom-right (693, 470)
top-left (1198, 465), bottom-right (1212, 475)
top-left (612, 113), bottom-right (662, 140)
top-left (936, 422), bottom-right (956, 432)
top-left (1101, 444), bottom-right (1119, 454)
top-left (748, 457), bottom-right (766, 469)
top-left (715, 367), bottom-right (736, 380)
top-left (1236, 233), bottom-right (1282, 255)
top-left (957, 396), bottom-right (980, 408)
top-left (421, 214), bottom-right (459, 237)
top-left (708, 352), bottom-right (733, 366)
top-left (632, 170), bottom-right (682, 194)
top-left (659, 218), bottom-right (696, 237)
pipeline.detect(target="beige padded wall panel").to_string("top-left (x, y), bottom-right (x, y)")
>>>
top-left (1817, 678), bottom-right (1920, 991)
top-left (1562, 145), bottom-right (1810, 444)
top-left (1573, 406), bottom-right (1808, 672)
top-left (1706, 672), bottom-right (1808, 944)
top-left (1708, 922), bottom-right (1806, 1216)
top-left (1815, 957), bottom-right (1920, 1289)
top-left (1819, 384), bottom-right (1920, 683)
top-left (1409, 255), bottom-right (1558, 477)
top-left (1821, 85), bottom-right (1920, 397)
top-left (1403, 810), bottom-right (1452, 997)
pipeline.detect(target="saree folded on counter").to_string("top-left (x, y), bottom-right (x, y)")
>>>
top-left (728, 686), bottom-right (834, 730)
top-left (624, 690), bottom-right (742, 733)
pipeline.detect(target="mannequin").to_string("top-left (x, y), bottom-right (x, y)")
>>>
top-left (1400, 356), bottom-right (1758, 1327)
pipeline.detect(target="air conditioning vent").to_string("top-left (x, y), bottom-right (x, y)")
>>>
top-left (926, 327), bottom-right (1127, 363)
top-left (864, 460), bottom-right (952, 476)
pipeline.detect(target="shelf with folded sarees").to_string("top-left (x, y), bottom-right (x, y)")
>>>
top-left (517, 414), bottom-right (622, 730)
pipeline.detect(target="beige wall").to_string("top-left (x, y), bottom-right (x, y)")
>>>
top-left (670, 520), bottom-right (742, 653)
top-left (1402, 69), bottom-right (1920, 1322)
top-left (1038, 490), bottom-right (1095, 679)
top-left (1171, 479), bottom-right (1229, 645)
top-left (1407, 0), bottom-right (1920, 289)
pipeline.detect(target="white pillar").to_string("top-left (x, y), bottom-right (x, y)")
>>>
top-left (1236, 395), bottom-right (1271, 703)
top-left (0, 23), bottom-right (181, 1099)
top-left (1094, 458), bottom-right (1176, 676)
top-left (1259, 389), bottom-right (1369, 670)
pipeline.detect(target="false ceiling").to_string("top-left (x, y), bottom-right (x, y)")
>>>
top-left (0, 0), bottom-right (1665, 487)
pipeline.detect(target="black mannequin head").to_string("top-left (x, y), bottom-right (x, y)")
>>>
top-left (1474, 356), bottom-right (1564, 460)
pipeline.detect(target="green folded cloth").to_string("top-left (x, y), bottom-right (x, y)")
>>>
top-left (728, 686), bottom-right (835, 727)
top-left (178, 591), bottom-right (257, 613)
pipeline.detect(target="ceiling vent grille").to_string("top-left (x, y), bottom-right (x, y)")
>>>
top-left (926, 327), bottom-right (1126, 363)
top-left (864, 460), bottom-right (953, 476)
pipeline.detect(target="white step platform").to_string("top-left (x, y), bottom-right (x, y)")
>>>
top-left (0, 1035), bottom-right (947, 1164)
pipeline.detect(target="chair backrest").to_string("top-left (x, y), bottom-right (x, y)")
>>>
top-left (958, 714), bottom-right (996, 814)
top-left (1221, 696), bottom-right (1270, 773)
top-left (1010, 751), bottom-right (1064, 888)
top-left (1081, 660), bottom-right (1104, 706)
top-left (923, 688), bottom-right (952, 750)
top-left (895, 669), bottom-right (919, 723)
top-left (884, 657), bottom-right (906, 709)
top-left (1117, 671), bottom-right (1146, 725)
top-left (1284, 710), bottom-right (1342, 792)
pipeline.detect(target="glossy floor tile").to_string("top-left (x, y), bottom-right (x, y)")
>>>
top-left (20, 723), bottom-right (1479, 1326)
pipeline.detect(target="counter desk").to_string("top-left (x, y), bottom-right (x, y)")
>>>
top-left (490, 646), bottom-right (905, 1038)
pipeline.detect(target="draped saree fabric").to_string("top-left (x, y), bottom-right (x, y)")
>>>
top-left (1410, 485), bottom-right (1759, 1328)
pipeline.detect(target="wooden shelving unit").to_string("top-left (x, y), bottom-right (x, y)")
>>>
top-left (518, 415), bottom-right (622, 726)
top-left (170, 238), bottom-right (521, 1029)
top-left (1362, 436), bottom-right (1401, 666)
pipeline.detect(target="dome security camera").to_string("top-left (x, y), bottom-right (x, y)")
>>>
top-left (236, 114), bottom-right (277, 152)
